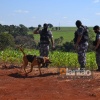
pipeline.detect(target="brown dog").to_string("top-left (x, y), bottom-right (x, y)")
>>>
top-left (19, 47), bottom-right (51, 75)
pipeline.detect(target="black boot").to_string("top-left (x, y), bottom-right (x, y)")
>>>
top-left (41, 63), bottom-right (49, 68)
top-left (80, 65), bottom-right (85, 70)
top-left (45, 63), bottom-right (49, 68)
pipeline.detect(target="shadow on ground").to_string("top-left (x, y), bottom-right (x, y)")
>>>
top-left (8, 72), bottom-right (59, 78)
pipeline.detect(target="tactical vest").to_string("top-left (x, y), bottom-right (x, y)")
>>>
top-left (93, 32), bottom-right (100, 47)
top-left (74, 26), bottom-right (89, 44)
top-left (40, 29), bottom-right (50, 44)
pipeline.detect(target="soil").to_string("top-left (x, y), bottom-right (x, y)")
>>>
top-left (0, 65), bottom-right (100, 100)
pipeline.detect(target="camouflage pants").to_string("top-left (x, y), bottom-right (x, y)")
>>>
top-left (96, 49), bottom-right (100, 66)
top-left (39, 44), bottom-right (49, 57)
top-left (77, 43), bottom-right (88, 68)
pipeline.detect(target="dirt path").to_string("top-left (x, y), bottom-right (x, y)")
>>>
top-left (0, 67), bottom-right (100, 100)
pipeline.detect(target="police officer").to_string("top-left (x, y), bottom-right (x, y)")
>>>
top-left (93, 25), bottom-right (100, 71)
top-left (34, 23), bottom-right (55, 67)
top-left (74, 20), bottom-right (88, 70)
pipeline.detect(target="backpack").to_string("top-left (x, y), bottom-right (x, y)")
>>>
top-left (40, 29), bottom-right (50, 44)
top-left (74, 26), bottom-right (89, 44)
top-left (93, 32), bottom-right (100, 46)
top-left (81, 26), bottom-right (89, 42)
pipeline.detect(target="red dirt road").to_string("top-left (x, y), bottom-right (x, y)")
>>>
top-left (0, 67), bottom-right (100, 100)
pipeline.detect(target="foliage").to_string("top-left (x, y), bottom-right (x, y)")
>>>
top-left (61, 28), bottom-right (96, 52)
top-left (38, 24), bottom-right (42, 28)
top-left (0, 24), bottom-right (36, 50)
top-left (88, 29), bottom-right (96, 51)
top-left (29, 26), bottom-right (35, 31)
top-left (14, 35), bottom-right (37, 49)
top-left (0, 49), bottom-right (97, 70)
top-left (0, 24), bottom-right (97, 69)
top-left (0, 33), bottom-right (15, 50)
top-left (0, 24), bottom-right (96, 52)
top-left (48, 23), bottom-right (53, 28)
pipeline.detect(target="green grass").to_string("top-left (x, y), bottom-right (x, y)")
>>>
top-left (0, 48), bottom-right (97, 70)
top-left (29, 27), bottom-right (94, 43)
top-left (28, 27), bottom-right (77, 43)
top-left (0, 27), bottom-right (96, 69)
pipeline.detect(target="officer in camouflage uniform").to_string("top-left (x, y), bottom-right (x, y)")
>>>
top-left (74, 20), bottom-right (88, 70)
top-left (93, 25), bottom-right (100, 71)
top-left (34, 23), bottom-right (55, 67)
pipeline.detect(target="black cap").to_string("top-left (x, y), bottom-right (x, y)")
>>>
top-left (93, 25), bottom-right (99, 30)
top-left (75, 20), bottom-right (82, 27)
top-left (43, 23), bottom-right (48, 28)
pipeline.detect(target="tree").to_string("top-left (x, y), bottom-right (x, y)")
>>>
top-left (14, 35), bottom-right (36, 49)
top-left (29, 26), bottom-right (35, 31)
top-left (87, 28), bottom-right (96, 51)
top-left (0, 33), bottom-right (15, 50)
top-left (38, 24), bottom-right (42, 28)
top-left (0, 24), bottom-right (4, 33)
top-left (19, 24), bottom-right (28, 35)
top-left (55, 27), bottom-right (58, 31)
top-left (8, 25), bottom-right (15, 34)
top-left (3, 25), bottom-right (9, 32)
top-left (48, 23), bottom-right (53, 28)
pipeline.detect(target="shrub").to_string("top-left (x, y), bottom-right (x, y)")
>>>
top-left (0, 33), bottom-right (15, 50)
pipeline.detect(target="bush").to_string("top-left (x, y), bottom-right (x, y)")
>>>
top-left (14, 35), bottom-right (37, 49)
top-left (0, 33), bottom-right (15, 50)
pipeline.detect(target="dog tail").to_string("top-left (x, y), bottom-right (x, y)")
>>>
top-left (19, 46), bottom-right (26, 56)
